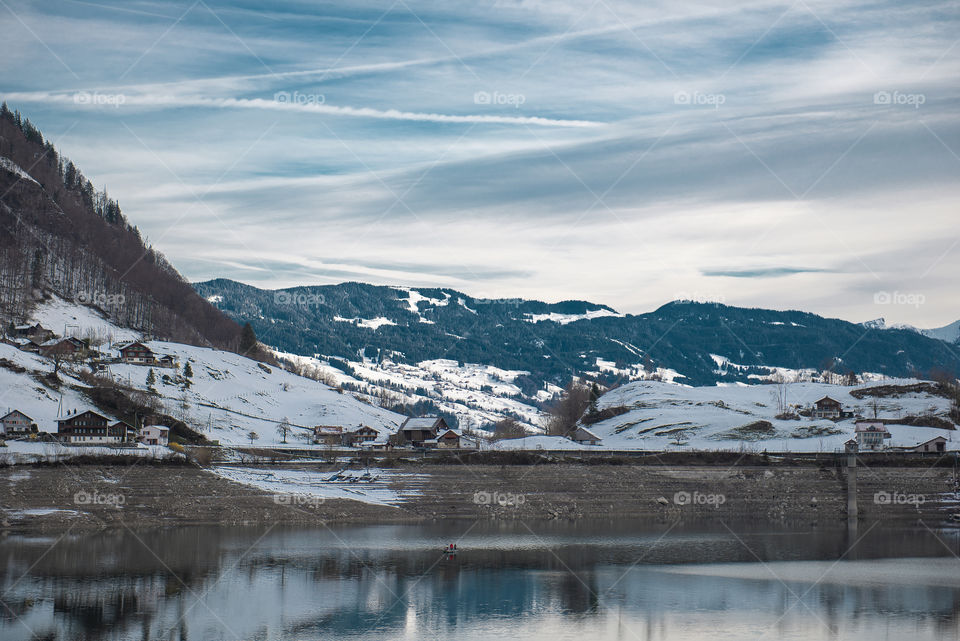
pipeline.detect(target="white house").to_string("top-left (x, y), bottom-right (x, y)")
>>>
top-left (140, 425), bottom-right (170, 446)
top-left (571, 426), bottom-right (602, 446)
top-left (854, 420), bottom-right (890, 451)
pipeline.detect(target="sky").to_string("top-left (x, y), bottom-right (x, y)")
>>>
top-left (1, 0), bottom-right (958, 328)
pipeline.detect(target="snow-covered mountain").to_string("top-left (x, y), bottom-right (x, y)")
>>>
top-left (195, 279), bottom-right (960, 430)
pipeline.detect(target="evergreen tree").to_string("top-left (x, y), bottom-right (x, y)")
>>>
top-left (239, 323), bottom-right (258, 355)
top-left (146, 368), bottom-right (157, 393)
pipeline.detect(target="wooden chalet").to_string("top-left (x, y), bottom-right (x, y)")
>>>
top-left (117, 341), bottom-right (156, 364)
top-left (399, 416), bottom-right (448, 447)
top-left (57, 410), bottom-right (116, 444)
top-left (0, 410), bottom-right (38, 438)
top-left (812, 396), bottom-right (844, 419)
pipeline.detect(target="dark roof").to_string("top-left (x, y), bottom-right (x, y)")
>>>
top-left (815, 396), bottom-right (842, 406)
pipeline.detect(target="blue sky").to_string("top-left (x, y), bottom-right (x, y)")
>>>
top-left (2, 0), bottom-right (958, 326)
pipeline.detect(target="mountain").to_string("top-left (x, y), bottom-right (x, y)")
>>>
top-left (0, 104), bottom-right (241, 349)
top-left (922, 320), bottom-right (960, 344)
top-left (194, 279), bottom-right (960, 427)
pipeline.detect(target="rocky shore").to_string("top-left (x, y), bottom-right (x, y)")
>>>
top-left (2, 460), bottom-right (957, 532)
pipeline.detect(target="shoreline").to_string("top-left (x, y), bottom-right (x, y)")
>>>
top-left (2, 460), bottom-right (957, 533)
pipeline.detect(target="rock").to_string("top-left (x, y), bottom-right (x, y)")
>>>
top-left (655, 496), bottom-right (669, 505)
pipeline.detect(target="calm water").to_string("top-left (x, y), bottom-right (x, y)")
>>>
top-left (2, 520), bottom-right (960, 640)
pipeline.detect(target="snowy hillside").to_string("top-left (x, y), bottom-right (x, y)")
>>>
top-left (1, 297), bottom-right (406, 447)
top-left (585, 379), bottom-right (957, 452)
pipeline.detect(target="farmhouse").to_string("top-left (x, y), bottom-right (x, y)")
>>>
top-left (313, 425), bottom-right (344, 446)
top-left (110, 420), bottom-right (139, 442)
top-left (913, 436), bottom-right (947, 454)
top-left (399, 416), bottom-right (448, 447)
top-left (0, 410), bottom-right (38, 438)
top-left (117, 341), bottom-right (156, 364)
top-left (39, 337), bottom-right (85, 359)
top-left (57, 410), bottom-right (117, 444)
top-left (13, 323), bottom-right (55, 342)
top-left (854, 419), bottom-right (891, 451)
top-left (436, 428), bottom-right (478, 449)
top-left (140, 425), bottom-right (170, 446)
top-left (348, 425), bottom-right (380, 445)
top-left (812, 396), bottom-right (844, 419)
top-left (571, 426), bottom-right (602, 446)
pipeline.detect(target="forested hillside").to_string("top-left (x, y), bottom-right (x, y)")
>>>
top-left (0, 103), bottom-right (241, 348)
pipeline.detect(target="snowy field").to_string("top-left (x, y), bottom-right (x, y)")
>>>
top-left (587, 379), bottom-right (957, 452)
top-left (212, 466), bottom-right (425, 506)
top-left (0, 441), bottom-right (177, 464)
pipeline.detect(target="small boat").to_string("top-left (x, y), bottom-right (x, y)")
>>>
top-left (442, 544), bottom-right (459, 555)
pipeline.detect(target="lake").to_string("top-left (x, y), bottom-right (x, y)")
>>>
top-left (2, 519), bottom-right (959, 640)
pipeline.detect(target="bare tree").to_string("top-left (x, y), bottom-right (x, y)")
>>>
top-left (276, 416), bottom-right (291, 444)
top-left (546, 382), bottom-right (591, 437)
top-left (492, 418), bottom-right (527, 441)
top-left (247, 431), bottom-right (259, 445)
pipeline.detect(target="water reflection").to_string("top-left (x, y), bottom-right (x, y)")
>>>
top-left (2, 520), bottom-right (959, 640)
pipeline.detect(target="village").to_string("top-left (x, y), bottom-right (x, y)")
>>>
top-left (1, 318), bottom-right (955, 457)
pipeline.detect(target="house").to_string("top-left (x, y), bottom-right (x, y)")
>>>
top-left (571, 426), bottom-right (602, 446)
top-left (12, 338), bottom-right (41, 353)
top-left (110, 420), bottom-right (139, 442)
top-left (0, 410), bottom-right (38, 438)
top-left (313, 425), bottom-right (345, 446)
top-left (140, 425), bottom-right (170, 446)
top-left (347, 425), bottom-right (380, 446)
top-left (399, 416), bottom-right (448, 446)
top-left (844, 438), bottom-right (858, 453)
top-left (813, 396), bottom-right (844, 419)
top-left (854, 419), bottom-right (891, 451)
top-left (39, 337), bottom-right (85, 359)
top-left (117, 341), bottom-right (155, 364)
top-left (436, 428), bottom-right (478, 449)
top-left (913, 436), bottom-right (947, 454)
top-left (158, 354), bottom-right (177, 368)
top-left (57, 410), bottom-right (117, 444)
top-left (13, 323), bottom-right (55, 342)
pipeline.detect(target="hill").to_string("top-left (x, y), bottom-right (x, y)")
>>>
top-left (194, 279), bottom-right (960, 428)
top-left (0, 103), bottom-right (241, 349)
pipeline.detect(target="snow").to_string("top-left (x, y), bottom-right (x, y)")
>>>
top-left (31, 294), bottom-right (139, 345)
top-left (333, 316), bottom-right (397, 330)
top-left (522, 308), bottom-right (623, 324)
top-left (206, 294), bottom-right (224, 304)
top-left (0, 298), bottom-right (406, 451)
top-left (212, 466), bottom-right (424, 506)
top-left (923, 319), bottom-right (960, 343)
top-left (490, 435), bottom-right (594, 450)
top-left (587, 378), bottom-right (957, 452)
top-left (105, 340), bottom-right (405, 446)
top-left (0, 156), bottom-right (40, 185)
top-left (0, 441), bottom-right (177, 464)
